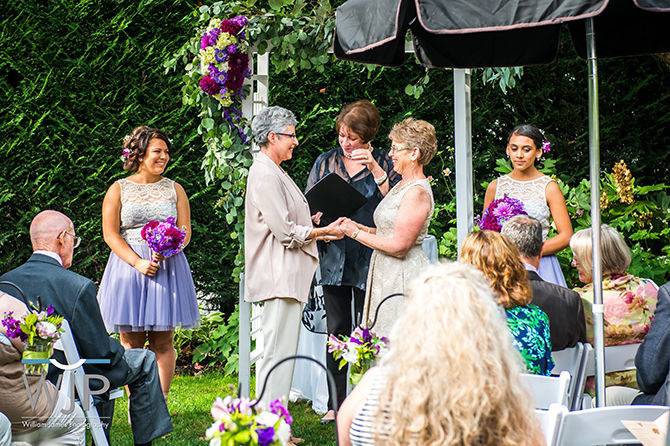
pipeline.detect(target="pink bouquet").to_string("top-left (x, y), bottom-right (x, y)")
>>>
top-left (141, 216), bottom-right (186, 258)
top-left (478, 194), bottom-right (527, 232)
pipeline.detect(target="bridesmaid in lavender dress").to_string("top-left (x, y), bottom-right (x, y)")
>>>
top-left (484, 124), bottom-right (573, 287)
top-left (98, 126), bottom-right (199, 399)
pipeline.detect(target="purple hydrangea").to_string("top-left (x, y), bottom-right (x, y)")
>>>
top-left (478, 195), bottom-right (527, 232)
top-left (256, 426), bottom-right (275, 446)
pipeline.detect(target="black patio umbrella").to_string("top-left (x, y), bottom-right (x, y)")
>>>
top-left (334, 0), bottom-right (670, 408)
top-left (335, 0), bottom-right (670, 67)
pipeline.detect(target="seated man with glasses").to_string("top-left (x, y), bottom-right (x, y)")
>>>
top-left (0, 210), bottom-right (172, 446)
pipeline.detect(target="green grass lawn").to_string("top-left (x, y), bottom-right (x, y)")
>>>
top-left (109, 373), bottom-right (337, 445)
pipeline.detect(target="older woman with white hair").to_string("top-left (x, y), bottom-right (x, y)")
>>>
top-left (337, 262), bottom-right (544, 446)
top-left (571, 224), bottom-right (658, 389)
top-left (244, 106), bottom-right (343, 406)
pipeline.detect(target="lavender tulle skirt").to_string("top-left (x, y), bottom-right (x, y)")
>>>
top-left (97, 244), bottom-right (200, 333)
top-left (538, 254), bottom-right (568, 288)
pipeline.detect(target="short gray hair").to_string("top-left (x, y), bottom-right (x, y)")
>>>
top-left (501, 215), bottom-right (543, 258)
top-left (251, 106), bottom-right (297, 147)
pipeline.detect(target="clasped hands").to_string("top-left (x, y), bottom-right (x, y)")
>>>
top-left (310, 212), bottom-right (364, 242)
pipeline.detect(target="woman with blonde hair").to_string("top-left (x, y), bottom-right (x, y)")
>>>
top-left (460, 230), bottom-right (554, 375)
top-left (571, 225), bottom-right (657, 389)
top-left (337, 262), bottom-right (544, 446)
top-left (339, 118), bottom-right (436, 338)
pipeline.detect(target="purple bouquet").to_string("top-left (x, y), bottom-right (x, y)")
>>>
top-left (328, 326), bottom-right (388, 385)
top-left (2, 304), bottom-right (64, 375)
top-left (478, 194), bottom-right (527, 232)
top-left (205, 396), bottom-right (292, 446)
top-left (141, 216), bottom-right (186, 258)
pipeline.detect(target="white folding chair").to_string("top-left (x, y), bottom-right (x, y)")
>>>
top-left (521, 371), bottom-right (571, 410)
top-left (551, 343), bottom-right (586, 410)
top-left (535, 404), bottom-right (568, 446)
top-left (554, 405), bottom-right (669, 445)
top-left (585, 342), bottom-right (641, 376)
top-left (55, 320), bottom-right (122, 446)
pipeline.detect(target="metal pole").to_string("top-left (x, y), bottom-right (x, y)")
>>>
top-left (238, 272), bottom-right (251, 398)
top-left (586, 17), bottom-right (606, 408)
top-left (454, 68), bottom-right (473, 256)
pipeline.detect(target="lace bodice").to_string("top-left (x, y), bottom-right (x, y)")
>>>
top-left (374, 179), bottom-right (433, 243)
top-left (495, 174), bottom-right (554, 240)
top-left (118, 177), bottom-right (177, 244)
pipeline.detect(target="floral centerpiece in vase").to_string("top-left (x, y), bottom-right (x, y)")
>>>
top-left (328, 326), bottom-right (388, 385)
top-left (478, 194), bottom-right (528, 232)
top-left (1, 304), bottom-right (64, 375)
top-left (141, 216), bottom-right (187, 258)
top-left (205, 396), bottom-right (292, 446)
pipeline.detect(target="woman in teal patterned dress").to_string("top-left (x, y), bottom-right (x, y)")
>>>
top-left (461, 231), bottom-right (553, 375)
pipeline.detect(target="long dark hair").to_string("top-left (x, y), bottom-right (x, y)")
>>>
top-left (507, 124), bottom-right (545, 151)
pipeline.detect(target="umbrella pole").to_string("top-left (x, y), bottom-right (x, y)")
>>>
top-left (586, 17), bottom-right (606, 408)
top-left (454, 68), bottom-right (473, 255)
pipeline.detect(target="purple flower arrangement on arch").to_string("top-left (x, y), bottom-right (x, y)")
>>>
top-left (478, 194), bottom-right (528, 232)
top-left (197, 15), bottom-right (252, 145)
top-left (205, 396), bottom-right (293, 446)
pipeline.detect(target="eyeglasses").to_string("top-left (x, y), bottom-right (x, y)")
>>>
top-left (389, 144), bottom-right (414, 154)
top-left (63, 231), bottom-right (81, 249)
top-left (275, 132), bottom-right (298, 141)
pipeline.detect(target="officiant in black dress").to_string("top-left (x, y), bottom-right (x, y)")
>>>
top-left (305, 100), bottom-right (399, 421)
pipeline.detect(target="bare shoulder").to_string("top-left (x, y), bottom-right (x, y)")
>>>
top-left (403, 183), bottom-right (432, 204)
top-left (486, 179), bottom-right (498, 193)
top-left (544, 177), bottom-right (564, 198)
top-left (104, 181), bottom-right (121, 199)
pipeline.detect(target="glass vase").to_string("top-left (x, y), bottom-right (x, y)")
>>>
top-left (22, 340), bottom-right (53, 376)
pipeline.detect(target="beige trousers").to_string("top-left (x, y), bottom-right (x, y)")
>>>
top-left (256, 297), bottom-right (303, 405)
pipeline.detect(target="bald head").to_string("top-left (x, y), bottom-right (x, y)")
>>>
top-left (30, 210), bottom-right (73, 251)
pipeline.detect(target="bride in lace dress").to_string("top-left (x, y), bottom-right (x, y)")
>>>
top-left (339, 118), bottom-right (436, 337)
top-left (484, 124), bottom-right (573, 287)
top-left (98, 126), bottom-right (199, 398)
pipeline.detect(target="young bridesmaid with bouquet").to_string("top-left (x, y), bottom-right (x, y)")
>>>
top-left (483, 124), bottom-right (573, 287)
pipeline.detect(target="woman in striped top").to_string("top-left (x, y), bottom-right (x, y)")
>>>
top-left (337, 262), bottom-right (544, 446)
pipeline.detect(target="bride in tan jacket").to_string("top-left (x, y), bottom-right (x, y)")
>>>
top-left (244, 106), bottom-right (343, 405)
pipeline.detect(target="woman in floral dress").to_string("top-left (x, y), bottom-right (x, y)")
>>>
top-left (571, 224), bottom-right (657, 388)
top-left (460, 231), bottom-right (554, 375)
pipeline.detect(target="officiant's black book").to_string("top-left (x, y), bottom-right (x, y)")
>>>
top-left (305, 173), bottom-right (366, 225)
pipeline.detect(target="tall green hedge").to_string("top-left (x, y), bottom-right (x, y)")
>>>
top-left (2, 1), bottom-right (669, 314)
top-left (0, 0), bottom-right (238, 311)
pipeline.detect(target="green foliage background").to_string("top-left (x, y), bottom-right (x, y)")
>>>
top-left (2, 0), bottom-right (670, 321)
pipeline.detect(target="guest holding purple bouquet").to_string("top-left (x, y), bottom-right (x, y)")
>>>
top-left (484, 124), bottom-right (573, 287)
top-left (98, 125), bottom-right (199, 400)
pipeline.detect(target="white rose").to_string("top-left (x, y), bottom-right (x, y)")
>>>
top-left (342, 344), bottom-right (359, 364)
top-left (276, 420), bottom-right (291, 444)
top-left (205, 421), bottom-right (221, 439)
top-left (255, 411), bottom-right (280, 427)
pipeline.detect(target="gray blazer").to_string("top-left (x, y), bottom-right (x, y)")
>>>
top-left (634, 282), bottom-right (670, 405)
top-left (244, 151), bottom-right (318, 303)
